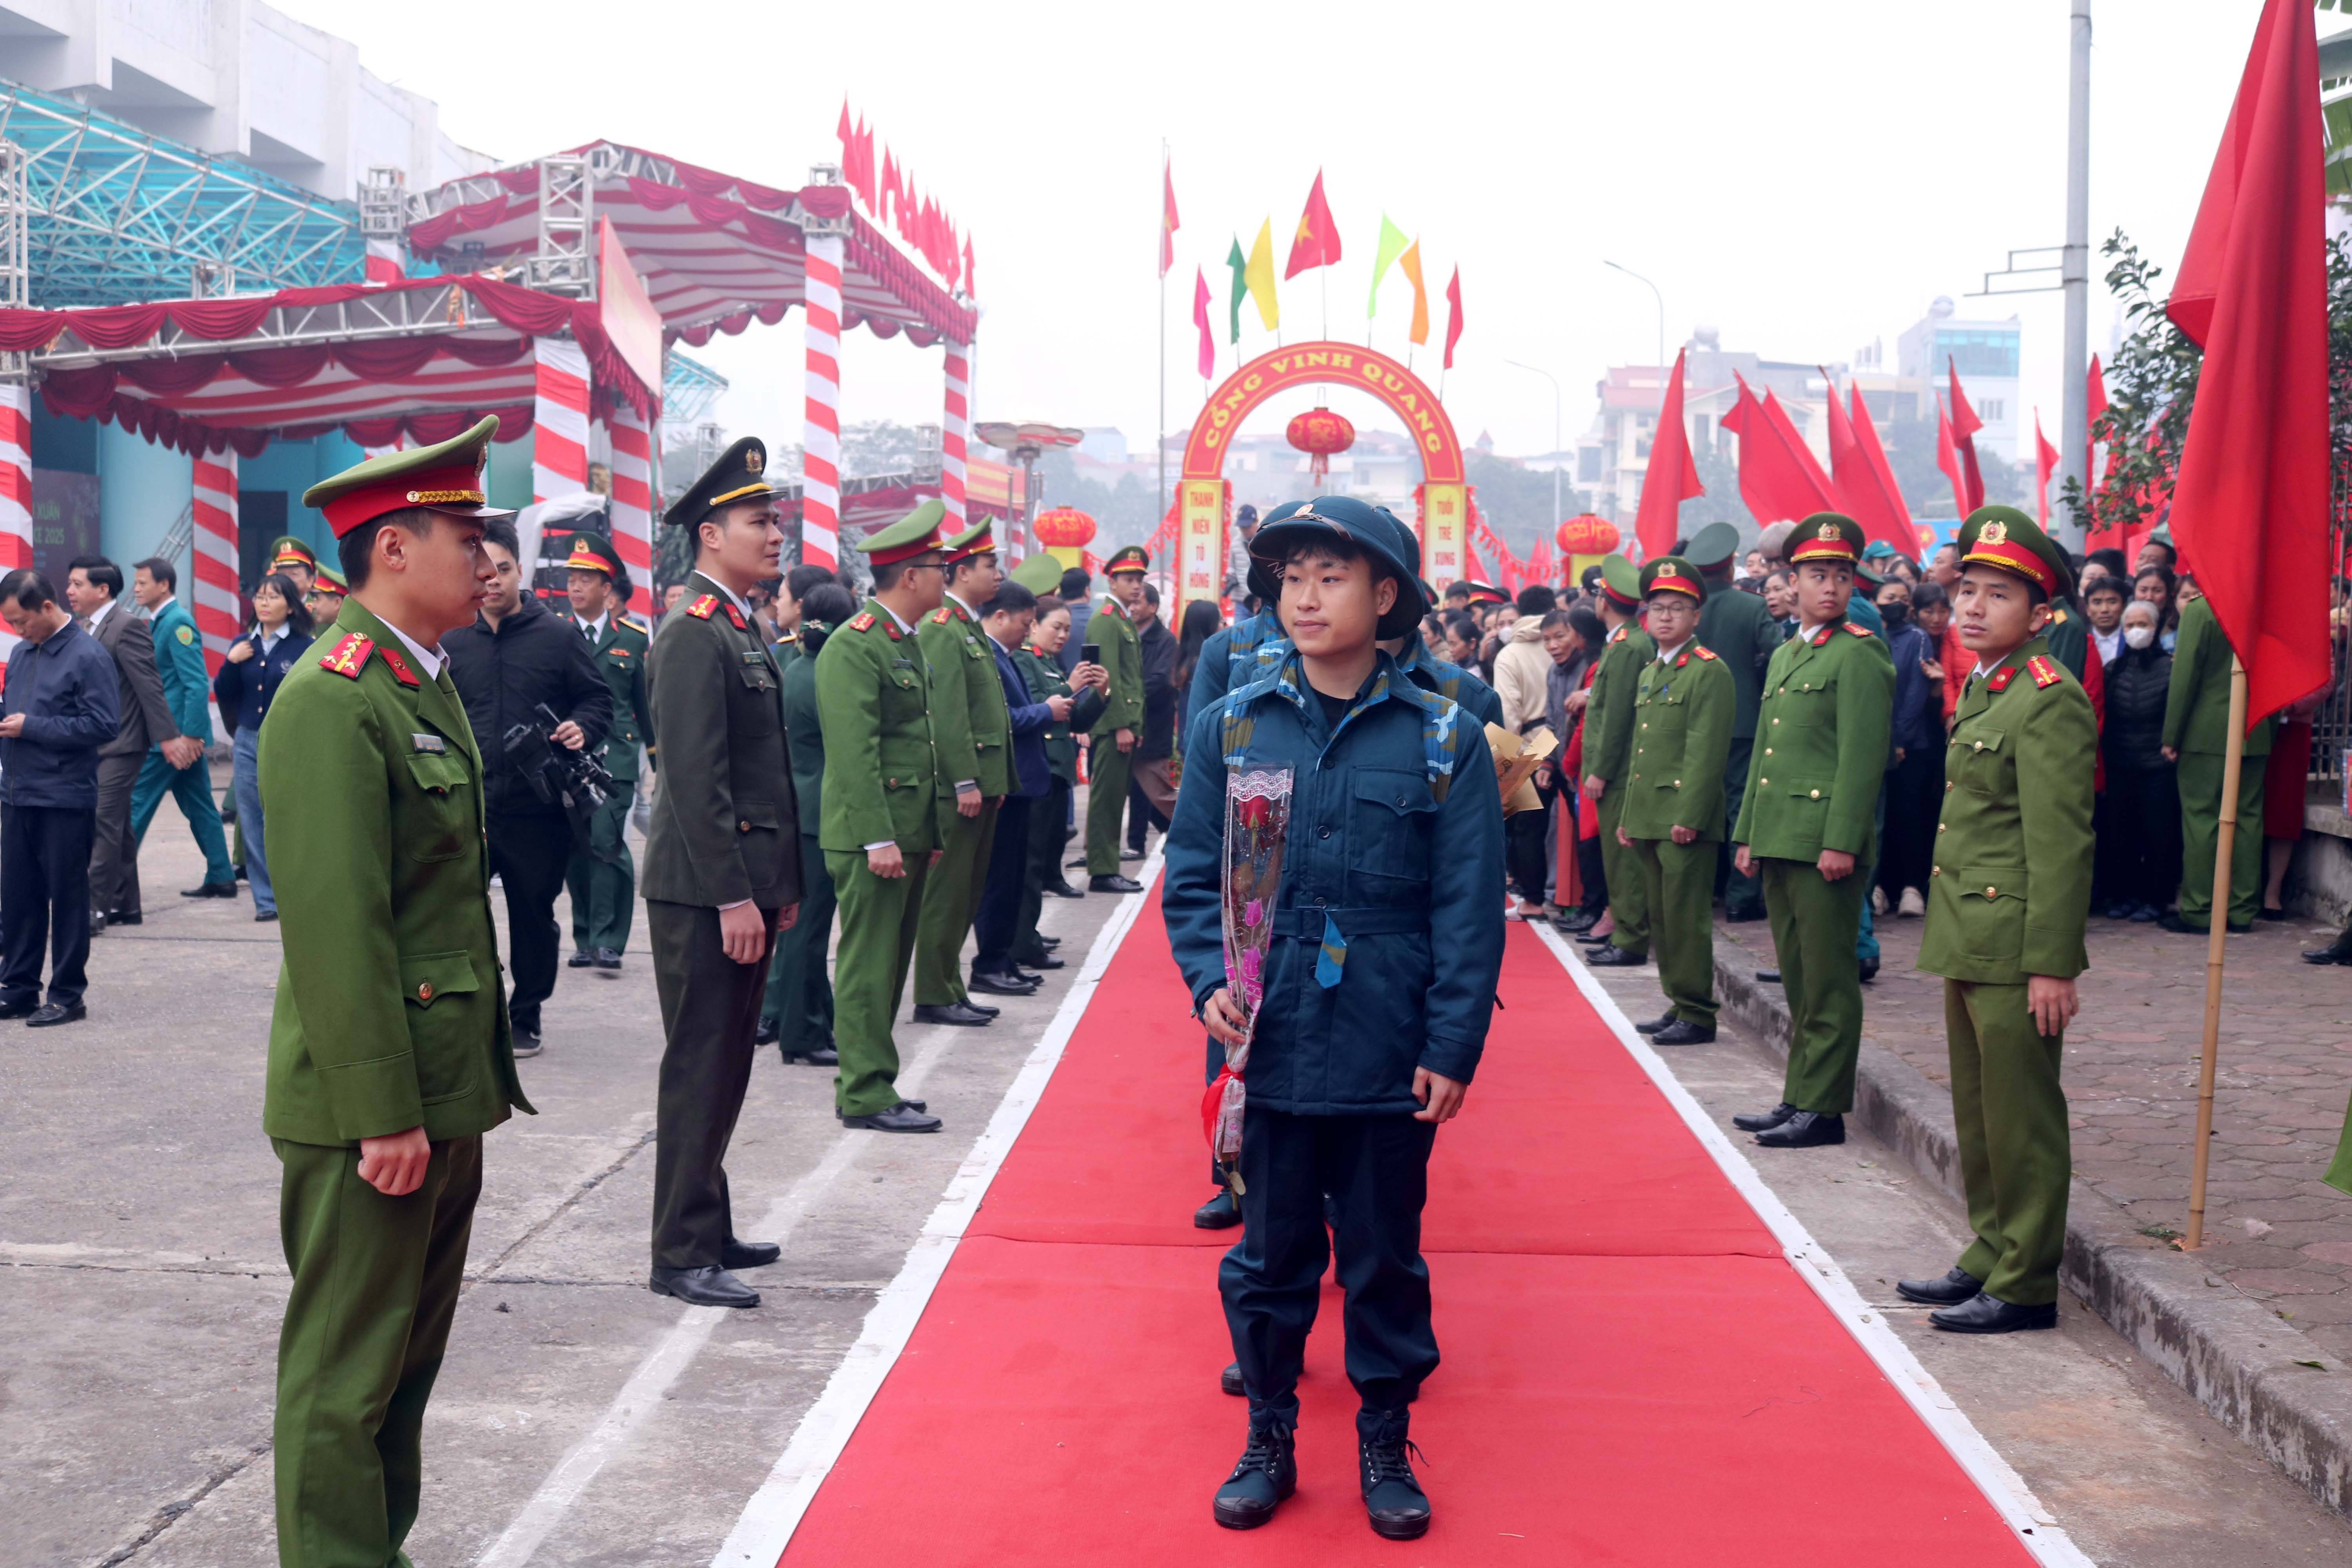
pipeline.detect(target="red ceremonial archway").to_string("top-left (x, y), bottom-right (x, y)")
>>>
top-left (1170, 341), bottom-right (1469, 618)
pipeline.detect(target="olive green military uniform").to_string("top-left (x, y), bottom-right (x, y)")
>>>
top-left (1013, 644), bottom-right (1104, 965)
top-left (565, 611), bottom-right (653, 957)
top-left (1735, 615), bottom-right (1895, 1114)
top-left (1585, 607), bottom-right (1655, 959)
top-left (1621, 561), bottom-right (1736, 1028)
top-left (641, 554), bottom-right (802, 1269)
top-left (1084, 575), bottom-right (1146, 875)
top-left (762, 628), bottom-right (836, 1055)
top-left (913, 589), bottom-right (1012, 1004)
top-left (817, 593), bottom-right (944, 1116)
top-left (1689, 523), bottom-right (1782, 920)
top-left (263, 425), bottom-right (532, 1568)
top-left (2163, 593), bottom-right (2274, 928)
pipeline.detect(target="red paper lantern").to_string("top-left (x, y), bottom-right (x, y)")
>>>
top-left (1554, 514), bottom-right (1619, 554)
top-left (1032, 506), bottom-right (1097, 548)
top-left (1285, 407), bottom-right (1356, 486)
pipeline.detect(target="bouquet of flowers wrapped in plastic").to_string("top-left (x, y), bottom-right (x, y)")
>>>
top-left (1201, 764), bottom-right (1294, 1196)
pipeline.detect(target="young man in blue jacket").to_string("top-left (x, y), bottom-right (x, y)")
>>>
top-left (1163, 495), bottom-right (1504, 1542)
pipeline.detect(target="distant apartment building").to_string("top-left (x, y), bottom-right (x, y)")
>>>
top-left (1896, 297), bottom-right (2022, 462)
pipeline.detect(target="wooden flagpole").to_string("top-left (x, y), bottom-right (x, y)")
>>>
top-left (2184, 652), bottom-right (2249, 1251)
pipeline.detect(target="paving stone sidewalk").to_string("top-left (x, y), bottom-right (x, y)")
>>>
top-left (1714, 904), bottom-right (2352, 1359)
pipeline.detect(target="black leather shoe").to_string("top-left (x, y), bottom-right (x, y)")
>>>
top-left (1633, 1013), bottom-right (1674, 1035)
top-left (1359, 1435), bottom-right (1431, 1540)
top-left (1121, 844), bottom-right (1146, 860)
top-left (2157, 910), bottom-right (2209, 936)
top-left (1045, 879), bottom-right (1085, 899)
top-left (1212, 1425), bottom-right (1296, 1530)
top-left (840, 1102), bottom-right (944, 1133)
top-left (254, 910), bottom-right (278, 923)
top-left (966, 1000), bottom-right (1000, 1016)
top-left (1555, 907), bottom-right (1600, 934)
top-left (2226, 920), bottom-right (2254, 935)
top-left (1755, 969), bottom-right (1782, 984)
top-left (567, 949), bottom-right (595, 968)
top-left (1221, 1361), bottom-right (1245, 1396)
top-left (1651, 1019), bottom-right (1717, 1046)
top-left (1929, 1292), bottom-right (2057, 1334)
top-left (0, 998), bottom-right (34, 1020)
top-left (755, 1015), bottom-right (780, 1045)
top-left (1755, 1110), bottom-right (1844, 1147)
top-left (105, 911), bottom-right (141, 927)
top-left (1896, 1267), bottom-right (1984, 1307)
top-left (182, 881), bottom-right (238, 898)
top-left (649, 1265), bottom-right (760, 1308)
top-left (1585, 945), bottom-right (1648, 967)
top-left (1575, 927), bottom-right (1613, 944)
top-left (2303, 945), bottom-right (2352, 965)
top-left (593, 947), bottom-right (623, 971)
top-left (1731, 1102), bottom-right (1797, 1133)
top-left (25, 1002), bottom-right (85, 1027)
top-left (969, 968), bottom-right (1040, 997)
top-left (1040, 935), bottom-right (1062, 950)
top-left (1858, 956), bottom-right (1880, 982)
top-left (1194, 1189), bottom-right (1241, 1229)
top-left (1090, 873), bottom-right (1144, 893)
top-left (510, 1029), bottom-right (542, 1059)
top-left (1024, 953), bottom-right (1067, 970)
top-left (914, 1001), bottom-right (994, 1026)
top-left (721, 1238), bottom-right (781, 1269)
top-left (782, 1041), bottom-right (840, 1066)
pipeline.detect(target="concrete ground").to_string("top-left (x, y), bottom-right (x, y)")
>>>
top-left (10, 773), bottom-right (2350, 1566)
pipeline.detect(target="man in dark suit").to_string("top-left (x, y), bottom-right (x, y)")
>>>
top-left (65, 556), bottom-right (175, 931)
top-left (971, 579), bottom-right (1068, 991)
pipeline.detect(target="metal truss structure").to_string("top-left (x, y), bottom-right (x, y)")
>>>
top-left (29, 279), bottom-right (484, 368)
top-left (527, 153), bottom-right (593, 297)
top-left (661, 350), bottom-right (726, 425)
top-left (0, 82), bottom-right (359, 306)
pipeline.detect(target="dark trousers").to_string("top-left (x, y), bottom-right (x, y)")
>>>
top-left (564, 786), bottom-right (636, 955)
top-left (1506, 804), bottom-right (1550, 904)
top-left (2100, 758), bottom-right (2182, 911)
top-left (1221, 1105), bottom-right (1439, 1438)
top-left (648, 898), bottom-right (776, 1269)
top-left (1125, 773), bottom-right (1170, 851)
top-left (1878, 746), bottom-right (1945, 903)
top-left (89, 749), bottom-right (144, 916)
top-left (2, 802), bottom-right (94, 1008)
top-left (1719, 736), bottom-right (1764, 917)
top-left (761, 831), bottom-right (836, 1047)
top-left (487, 808), bottom-right (573, 1035)
top-left (1014, 778), bottom-right (1073, 964)
top-left (973, 793), bottom-right (1033, 971)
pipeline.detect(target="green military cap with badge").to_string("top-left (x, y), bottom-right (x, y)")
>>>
top-left (1598, 553), bottom-right (1641, 608)
top-left (1104, 544), bottom-right (1151, 577)
top-left (1684, 520), bottom-right (1742, 571)
top-left (1787, 512), bottom-right (1866, 569)
top-left (269, 534), bottom-right (318, 573)
top-left (310, 564), bottom-right (349, 597)
top-left (1009, 551), bottom-right (1064, 595)
top-left (667, 437), bottom-right (773, 532)
top-left (1958, 504), bottom-right (2073, 600)
top-left (860, 498), bottom-right (948, 564)
top-left (302, 414), bottom-right (516, 536)
top-left (1639, 555), bottom-right (1706, 601)
top-left (942, 516), bottom-right (998, 565)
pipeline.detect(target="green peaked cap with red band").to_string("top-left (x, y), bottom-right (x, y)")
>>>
top-left (302, 414), bottom-right (513, 538)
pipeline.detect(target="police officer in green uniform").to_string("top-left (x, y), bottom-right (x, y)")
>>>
top-left (640, 438), bottom-right (804, 1311)
top-left (912, 518), bottom-right (1021, 1021)
top-left (1686, 521), bottom-right (1780, 923)
top-left (268, 534), bottom-right (319, 594)
top-left (815, 502), bottom-right (950, 1133)
top-left (559, 531), bottom-right (654, 972)
top-left (1616, 556), bottom-right (1733, 1044)
top-left (303, 564), bottom-right (348, 630)
top-left (263, 416), bottom-right (532, 1568)
top-left (1729, 515), bottom-right (1895, 1149)
top-left (1896, 505), bottom-right (2094, 1334)
top-left (1084, 543), bottom-right (1149, 891)
top-left (1581, 555), bottom-right (1656, 969)
top-left (2159, 587), bottom-right (2274, 935)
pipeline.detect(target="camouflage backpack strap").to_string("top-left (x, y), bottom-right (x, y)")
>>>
top-left (1220, 657), bottom-right (1291, 769)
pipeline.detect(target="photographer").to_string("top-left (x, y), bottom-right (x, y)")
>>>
top-left (445, 516), bottom-right (612, 1058)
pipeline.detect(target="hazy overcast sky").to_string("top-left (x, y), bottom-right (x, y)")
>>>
top-left (298, 0), bottom-right (2249, 469)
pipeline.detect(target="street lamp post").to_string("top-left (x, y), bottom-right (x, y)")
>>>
top-left (1504, 359), bottom-right (1562, 527)
top-left (1604, 260), bottom-right (1665, 374)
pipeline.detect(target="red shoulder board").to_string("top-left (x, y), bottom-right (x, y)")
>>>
top-left (1692, 645), bottom-right (1717, 661)
top-left (1987, 666), bottom-right (2019, 692)
top-left (848, 611), bottom-right (876, 631)
top-left (931, 607), bottom-right (955, 624)
top-left (2028, 655), bottom-right (2063, 688)
top-left (375, 642), bottom-right (420, 688)
top-left (1844, 622), bottom-right (1874, 637)
top-left (318, 633), bottom-right (373, 679)
top-left (685, 594), bottom-right (719, 620)
top-left (722, 602), bottom-right (748, 631)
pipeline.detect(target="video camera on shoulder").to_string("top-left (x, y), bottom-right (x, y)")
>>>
top-left (503, 702), bottom-right (619, 833)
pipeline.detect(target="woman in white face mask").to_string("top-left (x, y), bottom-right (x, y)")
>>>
top-left (2094, 599), bottom-right (2180, 922)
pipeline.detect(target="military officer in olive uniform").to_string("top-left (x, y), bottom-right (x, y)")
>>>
top-left (1616, 556), bottom-right (1733, 1044)
top-left (640, 438), bottom-right (803, 1311)
top-left (263, 416), bottom-right (532, 1568)
top-left (815, 503), bottom-right (950, 1134)
top-left (2160, 587), bottom-right (2274, 935)
top-left (1687, 521), bottom-right (1781, 923)
top-left (1730, 515), bottom-right (1895, 1149)
top-left (561, 530), bottom-right (654, 971)
top-left (913, 517), bottom-right (1020, 1021)
top-left (1580, 555), bottom-right (1656, 968)
top-left (1083, 543), bottom-right (1149, 891)
top-left (1897, 506), bottom-right (2095, 1334)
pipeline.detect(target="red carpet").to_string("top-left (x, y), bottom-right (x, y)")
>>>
top-left (777, 896), bottom-right (2040, 1566)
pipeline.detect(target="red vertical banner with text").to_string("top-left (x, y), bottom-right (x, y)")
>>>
top-left (1419, 481), bottom-right (1468, 588)
top-left (1176, 477), bottom-right (1228, 626)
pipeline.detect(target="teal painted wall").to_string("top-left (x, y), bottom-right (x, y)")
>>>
top-left (97, 421), bottom-right (193, 567)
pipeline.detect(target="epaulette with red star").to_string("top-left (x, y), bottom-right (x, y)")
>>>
top-left (685, 594), bottom-right (719, 620)
top-left (2028, 655), bottom-right (2063, 688)
top-left (376, 642), bottom-right (419, 688)
top-left (1986, 666), bottom-right (2019, 692)
top-left (318, 633), bottom-right (373, 679)
top-left (1693, 645), bottom-right (1718, 660)
top-left (1844, 622), bottom-right (1874, 637)
top-left (848, 611), bottom-right (877, 632)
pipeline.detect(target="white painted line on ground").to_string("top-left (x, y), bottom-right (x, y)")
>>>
top-left (1534, 921), bottom-right (2095, 1568)
top-left (474, 912), bottom-right (1088, 1568)
top-left (708, 851), bottom-right (1166, 1568)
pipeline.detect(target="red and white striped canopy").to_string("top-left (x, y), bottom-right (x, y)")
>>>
top-left (404, 145), bottom-right (976, 350)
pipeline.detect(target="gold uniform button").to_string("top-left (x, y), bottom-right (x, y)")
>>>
top-left (1764, 747), bottom-right (1773, 755)
top-left (1771, 717), bottom-right (1780, 725)
top-left (1809, 789), bottom-right (1820, 799)
top-left (1985, 885), bottom-right (1998, 898)
top-left (1931, 866), bottom-right (1941, 877)
top-left (1973, 740), bottom-right (1985, 751)
top-left (1673, 779), bottom-right (1681, 787)
top-left (417, 982), bottom-right (434, 1002)
top-left (1760, 778), bottom-right (1769, 786)
top-left (1945, 782), bottom-right (1954, 792)
top-left (1633, 773), bottom-right (1641, 780)
top-left (1938, 823), bottom-right (1947, 833)
top-left (739, 820), bottom-right (751, 832)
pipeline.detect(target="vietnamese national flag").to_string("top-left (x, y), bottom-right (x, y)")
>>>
top-left (1443, 267), bottom-right (1464, 370)
top-left (1945, 360), bottom-right (1985, 514)
top-left (1722, 373), bottom-right (1840, 528)
top-left (1285, 170), bottom-right (1342, 280)
top-left (2034, 411), bottom-right (2061, 526)
top-left (1935, 397), bottom-right (1970, 523)
top-left (2165, 0), bottom-right (2331, 723)
top-left (1160, 159), bottom-right (1180, 278)
top-left (1192, 267), bottom-right (1214, 379)
top-left (1632, 348), bottom-right (1704, 560)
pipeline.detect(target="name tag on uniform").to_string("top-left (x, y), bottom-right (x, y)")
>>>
top-left (742, 651), bottom-right (766, 666)
top-left (412, 734), bottom-right (445, 753)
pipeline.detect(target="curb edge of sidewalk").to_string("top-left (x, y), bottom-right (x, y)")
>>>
top-left (1707, 948), bottom-right (2352, 1527)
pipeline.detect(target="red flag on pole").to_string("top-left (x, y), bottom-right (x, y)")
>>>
top-left (1192, 267), bottom-right (1214, 379)
top-left (1161, 159), bottom-right (1180, 278)
top-left (1633, 348), bottom-right (1704, 561)
top-left (1443, 268), bottom-right (1464, 370)
top-left (1935, 397), bottom-right (1970, 523)
top-left (1849, 390), bottom-right (1916, 559)
top-left (2034, 411), bottom-right (2061, 526)
top-left (1284, 170), bottom-right (1342, 279)
top-left (1945, 360), bottom-right (1986, 514)
top-left (1722, 373), bottom-right (1840, 528)
top-left (2165, 0), bottom-right (2331, 721)
top-left (1822, 377), bottom-right (1914, 559)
